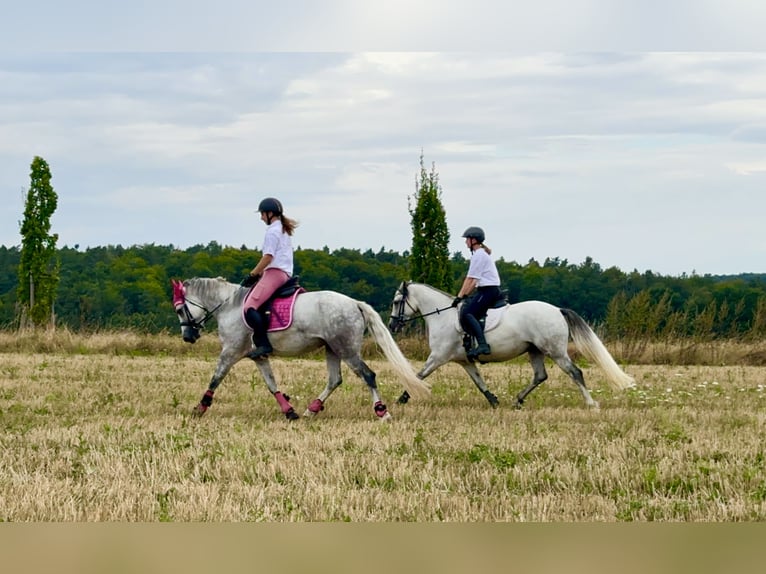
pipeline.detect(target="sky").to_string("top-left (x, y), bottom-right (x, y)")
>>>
top-left (2, 2), bottom-right (766, 277)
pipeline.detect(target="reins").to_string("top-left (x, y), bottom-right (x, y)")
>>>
top-left (396, 305), bottom-right (454, 324)
top-left (179, 283), bottom-right (239, 330)
top-left (180, 297), bottom-right (226, 329)
top-left (392, 282), bottom-right (454, 328)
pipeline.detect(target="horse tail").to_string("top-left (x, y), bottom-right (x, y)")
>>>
top-left (560, 308), bottom-right (635, 390)
top-left (356, 301), bottom-right (431, 399)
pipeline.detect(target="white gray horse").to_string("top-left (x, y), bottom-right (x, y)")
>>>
top-left (389, 281), bottom-right (634, 409)
top-left (172, 277), bottom-right (430, 421)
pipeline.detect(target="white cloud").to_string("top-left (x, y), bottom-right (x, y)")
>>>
top-left (2, 51), bottom-right (766, 274)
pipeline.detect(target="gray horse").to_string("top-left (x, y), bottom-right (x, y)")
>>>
top-left (389, 281), bottom-right (634, 409)
top-left (172, 277), bottom-right (429, 421)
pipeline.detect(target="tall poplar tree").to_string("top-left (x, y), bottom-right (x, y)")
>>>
top-left (408, 153), bottom-right (451, 291)
top-left (18, 156), bottom-right (59, 328)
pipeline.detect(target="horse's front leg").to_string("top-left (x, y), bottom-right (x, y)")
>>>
top-left (397, 352), bottom-right (448, 404)
top-left (194, 349), bottom-right (240, 416)
top-left (254, 357), bottom-right (300, 421)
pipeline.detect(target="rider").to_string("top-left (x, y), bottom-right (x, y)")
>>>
top-left (451, 226), bottom-right (502, 359)
top-left (242, 197), bottom-right (299, 358)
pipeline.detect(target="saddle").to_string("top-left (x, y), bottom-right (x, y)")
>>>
top-left (460, 292), bottom-right (509, 362)
top-left (243, 276), bottom-right (305, 332)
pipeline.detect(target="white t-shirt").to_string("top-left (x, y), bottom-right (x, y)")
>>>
top-left (262, 220), bottom-right (293, 275)
top-left (467, 248), bottom-right (500, 287)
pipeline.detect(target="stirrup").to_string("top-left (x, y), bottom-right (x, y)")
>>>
top-left (468, 343), bottom-right (491, 359)
top-left (248, 345), bottom-right (273, 359)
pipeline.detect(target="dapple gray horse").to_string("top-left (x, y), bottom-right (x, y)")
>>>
top-left (172, 277), bottom-right (429, 421)
top-left (389, 281), bottom-right (634, 409)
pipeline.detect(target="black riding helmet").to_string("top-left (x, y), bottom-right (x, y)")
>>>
top-left (462, 226), bottom-right (485, 244)
top-left (258, 197), bottom-right (283, 215)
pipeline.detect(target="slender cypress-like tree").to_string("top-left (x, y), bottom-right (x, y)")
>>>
top-left (408, 153), bottom-right (451, 291)
top-left (17, 156), bottom-right (59, 328)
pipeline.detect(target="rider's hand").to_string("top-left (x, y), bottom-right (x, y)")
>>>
top-left (451, 296), bottom-right (462, 308)
top-left (240, 274), bottom-right (259, 288)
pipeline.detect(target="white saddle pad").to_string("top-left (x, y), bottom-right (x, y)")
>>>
top-left (453, 304), bottom-right (508, 334)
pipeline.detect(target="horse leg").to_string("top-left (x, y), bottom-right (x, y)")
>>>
top-left (254, 358), bottom-right (300, 420)
top-left (515, 347), bottom-right (548, 409)
top-left (344, 356), bottom-right (391, 421)
top-left (193, 350), bottom-right (239, 416)
top-left (304, 348), bottom-right (344, 418)
top-left (461, 362), bottom-right (499, 408)
top-left (397, 353), bottom-right (446, 404)
top-left (551, 354), bottom-right (599, 410)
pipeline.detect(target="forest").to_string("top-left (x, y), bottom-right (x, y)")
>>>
top-left (2, 241), bottom-right (766, 341)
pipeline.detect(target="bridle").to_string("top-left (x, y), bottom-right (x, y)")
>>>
top-left (389, 281), bottom-right (454, 333)
top-left (177, 296), bottom-right (225, 332)
top-left (172, 279), bottom-right (230, 336)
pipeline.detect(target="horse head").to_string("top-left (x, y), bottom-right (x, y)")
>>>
top-left (388, 281), bottom-right (413, 333)
top-left (171, 279), bottom-right (202, 343)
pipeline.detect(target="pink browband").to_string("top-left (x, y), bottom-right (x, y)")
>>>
top-left (171, 279), bottom-right (186, 310)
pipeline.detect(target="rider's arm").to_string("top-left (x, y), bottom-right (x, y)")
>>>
top-left (456, 276), bottom-right (477, 299)
top-left (250, 254), bottom-right (274, 277)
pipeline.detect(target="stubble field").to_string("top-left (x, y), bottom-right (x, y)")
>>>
top-left (1, 338), bottom-right (765, 522)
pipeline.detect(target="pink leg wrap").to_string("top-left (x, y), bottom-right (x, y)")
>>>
top-left (274, 391), bottom-right (294, 414)
top-left (308, 399), bottom-right (324, 413)
top-left (195, 389), bottom-right (214, 415)
top-left (374, 401), bottom-right (388, 418)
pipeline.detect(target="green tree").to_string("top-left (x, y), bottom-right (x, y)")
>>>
top-left (408, 153), bottom-right (451, 290)
top-left (17, 156), bottom-right (59, 328)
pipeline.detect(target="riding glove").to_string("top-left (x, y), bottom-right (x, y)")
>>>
top-left (240, 274), bottom-right (259, 288)
top-left (451, 296), bottom-right (463, 308)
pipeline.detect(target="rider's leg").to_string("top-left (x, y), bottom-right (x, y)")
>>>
top-left (460, 312), bottom-right (490, 358)
top-left (245, 306), bottom-right (273, 357)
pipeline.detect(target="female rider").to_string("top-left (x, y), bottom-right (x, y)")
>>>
top-left (451, 226), bottom-right (502, 359)
top-left (243, 197), bottom-right (298, 358)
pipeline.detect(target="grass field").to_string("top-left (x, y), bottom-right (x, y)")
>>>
top-left (2, 330), bottom-right (765, 522)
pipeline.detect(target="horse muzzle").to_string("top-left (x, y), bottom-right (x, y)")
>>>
top-left (182, 325), bottom-right (201, 344)
top-left (388, 317), bottom-right (404, 334)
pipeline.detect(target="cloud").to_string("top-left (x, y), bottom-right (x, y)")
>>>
top-left (2, 51), bottom-right (766, 275)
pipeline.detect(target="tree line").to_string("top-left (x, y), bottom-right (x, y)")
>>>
top-left (7, 154), bottom-right (766, 341)
top-left (1, 241), bottom-right (766, 339)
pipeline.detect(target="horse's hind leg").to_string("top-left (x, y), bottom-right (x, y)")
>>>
top-left (254, 359), bottom-right (300, 420)
top-left (515, 347), bottom-right (548, 408)
top-left (304, 348), bottom-right (344, 418)
top-left (344, 355), bottom-right (391, 421)
top-left (551, 354), bottom-right (599, 409)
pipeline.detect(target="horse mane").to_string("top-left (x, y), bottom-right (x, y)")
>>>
top-left (185, 276), bottom-right (240, 301)
top-left (409, 281), bottom-right (453, 300)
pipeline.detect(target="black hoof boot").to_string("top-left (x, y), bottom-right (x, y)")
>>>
top-left (483, 389), bottom-right (499, 408)
top-left (397, 390), bottom-right (411, 404)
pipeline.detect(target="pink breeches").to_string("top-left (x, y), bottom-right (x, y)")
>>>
top-left (244, 268), bottom-right (290, 311)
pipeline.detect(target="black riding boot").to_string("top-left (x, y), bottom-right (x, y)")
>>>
top-left (462, 313), bottom-right (491, 359)
top-left (245, 307), bottom-right (273, 358)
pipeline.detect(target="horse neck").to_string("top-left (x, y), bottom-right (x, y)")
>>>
top-left (187, 277), bottom-right (237, 307)
top-left (409, 283), bottom-right (452, 317)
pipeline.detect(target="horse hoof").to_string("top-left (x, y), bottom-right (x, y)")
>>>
top-left (397, 391), bottom-right (410, 404)
top-left (285, 408), bottom-right (300, 421)
top-left (378, 411), bottom-right (393, 423)
top-left (303, 409), bottom-right (316, 418)
top-left (193, 404), bottom-right (208, 417)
